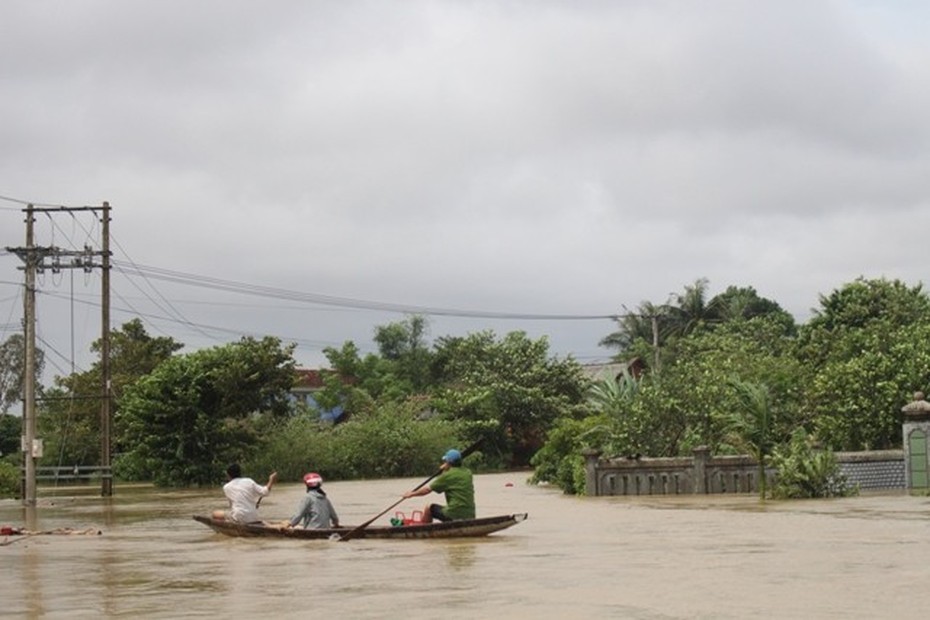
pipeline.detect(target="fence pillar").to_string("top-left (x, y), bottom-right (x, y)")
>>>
top-left (692, 446), bottom-right (710, 494)
top-left (583, 448), bottom-right (601, 496)
top-left (902, 391), bottom-right (930, 490)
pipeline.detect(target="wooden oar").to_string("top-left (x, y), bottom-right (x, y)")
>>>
top-left (338, 438), bottom-right (483, 542)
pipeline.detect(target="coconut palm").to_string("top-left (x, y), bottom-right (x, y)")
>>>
top-left (726, 378), bottom-right (775, 499)
top-left (664, 278), bottom-right (722, 339)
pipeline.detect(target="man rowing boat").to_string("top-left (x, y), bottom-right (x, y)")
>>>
top-left (402, 448), bottom-right (475, 523)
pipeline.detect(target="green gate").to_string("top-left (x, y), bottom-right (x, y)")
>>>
top-left (908, 429), bottom-right (928, 489)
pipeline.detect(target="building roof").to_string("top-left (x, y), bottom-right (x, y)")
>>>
top-left (581, 358), bottom-right (644, 382)
top-left (292, 368), bottom-right (355, 391)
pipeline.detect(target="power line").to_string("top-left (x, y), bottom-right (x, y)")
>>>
top-left (115, 261), bottom-right (620, 321)
top-left (4, 193), bottom-right (625, 367)
top-left (0, 194), bottom-right (100, 210)
top-left (36, 334), bottom-right (87, 377)
top-left (109, 233), bottom-right (214, 340)
top-left (4, 193), bottom-right (624, 321)
top-left (39, 289), bottom-right (345, 352)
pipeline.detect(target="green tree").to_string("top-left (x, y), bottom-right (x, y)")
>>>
top-left (709, 285), bottom-right (796, 333)
top-left (0, 333), bottom-right (44, 414)
top-left (665, 278), bottom-right (720, 340)
top-left (599, 301), bottom-right (664, 353)
top-left (323, 338), bottom-right (416, 402)
top-left (529, 414), bottom-right (608, 494)
top-left (664, 315), bottom-right (802, 454)
top-left (614, 381), bottom-right (689, 457)
top-left (0, 459), bottom-right (18, 499)
top-left (373, 315), bottom-right (433, 393)
top-left (533, 314), bottom-right (802, 493)
top-left (431, 330), bottom-right (587, 467)
top-left (39, 319), bottom-right (182, 466)
top-left (116, 336), bottom-right (296, 486)
top-left (0, 413), bottom-right (21, 457)
top-left (600, 280), bottom-right (792, 375)
top-left (799, 278), bottom-right (930, 349)
top-left (797, 278), bottom-right (930, 450)
top-left (531, 371), bottom-right (641, 494)
top-left (727, 379), bottom-right (775, 499)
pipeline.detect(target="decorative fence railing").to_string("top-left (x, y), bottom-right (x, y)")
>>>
top-left (584, 447), bottom-right (905, 496)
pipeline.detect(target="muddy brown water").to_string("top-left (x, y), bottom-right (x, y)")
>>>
top-left (1, 472), bottom-right (929, 619)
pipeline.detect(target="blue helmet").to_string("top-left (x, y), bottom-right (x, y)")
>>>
top-left (442, 449), bottom-right (462, 465)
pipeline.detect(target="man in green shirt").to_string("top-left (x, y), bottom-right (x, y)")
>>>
top-left (403, 448), bottom-right (475, 522)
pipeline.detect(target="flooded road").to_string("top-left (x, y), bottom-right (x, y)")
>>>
top-left (2, 472), bottom-right (930, 619)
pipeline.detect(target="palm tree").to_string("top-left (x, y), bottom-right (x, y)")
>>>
top-left (601, 280), bottom-right (717, 375)
top-left (727, 378), bottom-right (775, 499)
top-left (665, 278), bottom-right (721, 340)
top-left (600, 302), bottom-right (662, 351)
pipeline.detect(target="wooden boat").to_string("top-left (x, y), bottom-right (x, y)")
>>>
top-left (193, 512), bottom-right (527, 540)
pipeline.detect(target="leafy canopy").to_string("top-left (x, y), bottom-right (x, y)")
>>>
top-left (116, 336), bottom-right (296, 486)
top-left (39, 319), bottom-right (182, 466)
top-left (431, 330), bottom-right (588, 467)
top-left (0, 333), bottom-right (44, 414)
top-left (798, 278), bottom-right (930, 450)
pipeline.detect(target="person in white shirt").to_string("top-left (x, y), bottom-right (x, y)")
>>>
top-left (212, 463), bottom-right (277, 524)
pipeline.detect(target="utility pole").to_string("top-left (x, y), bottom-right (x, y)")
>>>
top-left (100, 202), bottom-right (112, 496)
top-left (651, 314), bottom-right (661, 375)
top-left (22, 204), bottom-right (37, 506)
top-left (6, 203), bottom-right (113, 504)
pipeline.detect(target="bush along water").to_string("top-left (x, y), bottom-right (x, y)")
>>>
top-left (0, 458), bottom-right (19, 500)
top-left (248, 398), bottom-right (467, 483)
top-left (768, 428), bottom-right (858, 499)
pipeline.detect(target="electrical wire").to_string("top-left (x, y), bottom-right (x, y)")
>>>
top-left (109, 233), bottom-right (215, 340)
top-left (3, 192), bottom-right (624, 366)
top-left (39, 289), bottom-right (345, 351)
top-left (115, 261), bottom-right (620, 321)
top-left (36, 335), bottom-right (86, 377)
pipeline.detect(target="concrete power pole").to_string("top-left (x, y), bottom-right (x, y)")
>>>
top-left (6, 203), bottom-right (113, 505)
top-left (22, 204), bottom-right (37, 506)
top-left (100, 202), bottom-right (112, 497)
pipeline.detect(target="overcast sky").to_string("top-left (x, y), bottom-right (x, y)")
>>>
top-left (2, 1), bottom-right (929, 380)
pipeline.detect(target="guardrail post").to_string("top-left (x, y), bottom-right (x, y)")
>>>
top-left (692, 446), bottom-right (710, 494)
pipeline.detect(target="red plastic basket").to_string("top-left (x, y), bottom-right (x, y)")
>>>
top-left (395, 510), bottom-right (423, 525)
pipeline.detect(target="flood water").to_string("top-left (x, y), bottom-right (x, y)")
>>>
top-left (2, 472), bottom-right (929, 619)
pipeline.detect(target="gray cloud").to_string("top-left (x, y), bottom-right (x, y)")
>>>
top-left (2, 1), bottom-right (929, 376)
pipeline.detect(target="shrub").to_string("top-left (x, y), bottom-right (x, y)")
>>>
top-left (248, 399), bottom-right (465, 482)
top-left (769, 428), bottom-right (857, 499)
top-left (0, 458), bottom-right (19, 499)
top-left (529, 415), bottom-right (610, 494)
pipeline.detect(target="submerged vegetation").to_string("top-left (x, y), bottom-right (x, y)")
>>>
top-left (0, 276), bottom-right (925, 500)
top-left (768, 429), bottom-right (857, 499)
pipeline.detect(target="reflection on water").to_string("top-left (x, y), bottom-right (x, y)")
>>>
top-left (1, 474), bottom-right (930, 619)
top-left (443, 541), bottom-right (478, 571)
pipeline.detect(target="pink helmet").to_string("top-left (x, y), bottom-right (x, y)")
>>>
top-left (303, 472), bottom-right (323, 488)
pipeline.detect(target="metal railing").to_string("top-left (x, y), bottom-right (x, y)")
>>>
top-left (28, 465), bottom-right (113, 483)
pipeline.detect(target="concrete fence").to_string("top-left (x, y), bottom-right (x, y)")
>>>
top-left (584, 447), bottom-right (904, 497)
top-left (583, 393), bottom-right (930, 497)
